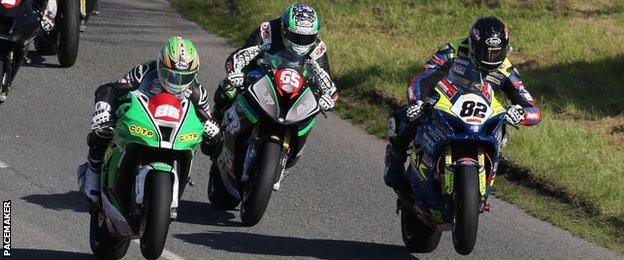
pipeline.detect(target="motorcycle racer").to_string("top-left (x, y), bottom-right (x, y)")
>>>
top-left (77, 37), bottom-right (221, 205)
top-left (383, 16), bottom-right (542, 197)
top-left (212, 3), bottom-right (338, 176)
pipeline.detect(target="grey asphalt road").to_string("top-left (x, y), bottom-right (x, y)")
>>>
top-left (0, 0), bottom-right (621, 259)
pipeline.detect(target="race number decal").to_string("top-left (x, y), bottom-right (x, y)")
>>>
top-left (275, 68), bottom-right (304, 95)
top-left (450, 94), bottom-right (493, 124)
top-left (154, 104), bottom-right (181, 121)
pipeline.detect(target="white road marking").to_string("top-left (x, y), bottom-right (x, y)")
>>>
top-left (131, 239), bottom-right (185, 260)
top-left (0, 160), bottom-right (8, 168)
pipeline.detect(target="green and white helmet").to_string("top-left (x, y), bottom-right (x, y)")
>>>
top-left (281, 4), bottom-right (320, 57)
top-left (157, 36), bottom-right (200, 96)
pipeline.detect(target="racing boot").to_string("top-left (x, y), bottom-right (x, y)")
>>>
top-left (384, 143), bottom-right (411, 200)
top-left (77, 162), bottom-right (101, 206)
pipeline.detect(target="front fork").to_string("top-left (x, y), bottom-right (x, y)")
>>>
top-left (441, 148), bottom-right (490, 211)
top-left (240, 125), bottom-right (290, 185)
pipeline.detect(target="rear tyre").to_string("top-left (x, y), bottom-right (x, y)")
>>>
top-left (89, 211), bottom-right (130, 259)
top-left (400, 205), bottom-right (442, 253)
top-left (240, 141), bottom-right (281, 226)
top-left (57, 0), bottom-right (80, 67)
top-left (452, 166), bottom-right (480, 255)
top-left (140, 171), bottom-right (173, 260)
top-left (207, 163), bottom-right (240, 210)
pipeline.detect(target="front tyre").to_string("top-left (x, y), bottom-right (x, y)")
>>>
top-left (240, 141), bottom-right (281, 226)
top-left (208, 163), bottom-right (240, 210)
top-left (57, 0), bottom-right (80, 67)
top-left (89, 211), bottom-right (130, 259)
top-left (452, 166), bottom-right (480, 255)
top-left (140, 171), bottom-right (173, 260)
top-left (400, 205), bottom-right (442, 253)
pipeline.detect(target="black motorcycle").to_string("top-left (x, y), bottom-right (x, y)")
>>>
top-left (208, 51), bottom-right (324, 226)
top-left (0, 0), bottom-right (79, 103)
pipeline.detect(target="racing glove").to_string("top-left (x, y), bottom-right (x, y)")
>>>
top-left (203, 119), bottom-right (220, 139)
top-left (406, 100), bottom-right (424, 122)
top-left (39, 0), bottom-right (57, 32)
top-left (226, 45), bottom-right (264, 88)
top-left (91, 101), bottom-right (113, 138)
top-left (505, 105), bottom-right (525, 125)
top-left (319, 93), bottom-right (335, 111)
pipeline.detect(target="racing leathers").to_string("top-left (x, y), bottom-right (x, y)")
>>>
top-left (384, 38), bottom-right (542, 189)
top-left (213, 18), bottom-right (338, 170)
top-left (80, 60), bottom-right (218, 203)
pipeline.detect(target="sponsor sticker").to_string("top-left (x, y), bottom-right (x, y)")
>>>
top-left (179, 133), bottom-right (199, 142)
top-left (451, 63), bottom-right (466, 75)
top-left (129, 125), bottom-right (154, 138)
top-left (485, 37), bottom-right (501, 46)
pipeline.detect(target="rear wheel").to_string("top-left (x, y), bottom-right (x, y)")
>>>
top-left (400, 205), bottom-right (442, 253)
top-left (89, 211), bottom-right (130, 259)
top-left (207, 163), bottom-right (240, 210)
top-left (452, 166), bottom-right (480, 255)
top-left (240, 141), bottom-right (281, 226)
top-left (57, 0), bottom-right (80, 67)
top-left (140, 171), bottom-right (173, 260)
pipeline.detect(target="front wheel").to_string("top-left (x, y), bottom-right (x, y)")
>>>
top-left (208, 163), bottom-right (240, 210)
top-left (240, 141), bottom-right (282, 226)
top-left (400, 205), bottom-right (442, 253)
top-left (89, 211), bottom-right (130, 259)
top-left (452, 166), bottom-right (480, 255)
top-left (57, 0), bottom-right (80, 67)
top-left (140, 171), bottom-right (173, 260)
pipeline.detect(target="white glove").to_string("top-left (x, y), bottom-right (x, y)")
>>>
top-left (505, 105), bottom-right (525, 125)
top-left (307, 59), bottom-right (334, 93)
top-left (226, 71), bottom-right (245, 88)
top-left (91, 101), bottom-right (113, 137)
top-left (319, 94), bottom-right (335, 111)
top-left (40, 0), bottom-right (57, 32)
top-left (203, 119), bottom-right (220, 139)
top-left (406, 101), bottom-right (424, 122)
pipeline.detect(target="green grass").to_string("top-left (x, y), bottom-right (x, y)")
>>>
top-left (171, 0), bottom-right (624, 252)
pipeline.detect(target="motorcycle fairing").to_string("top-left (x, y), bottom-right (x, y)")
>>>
top-left (407, 83), bottom-right (507, 227)
top-left (0, 0), bottom-right (38, 42)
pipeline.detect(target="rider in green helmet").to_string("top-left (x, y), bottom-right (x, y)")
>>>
top-left (77, 36), bottom-right (221, 205)
top-left (211, 4), bottom-right (338, 183)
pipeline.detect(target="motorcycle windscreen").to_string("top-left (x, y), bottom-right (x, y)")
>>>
top-left (285, 88), bottom-right (319, 124)
top-left (248, 75), bottom-right (280, 121)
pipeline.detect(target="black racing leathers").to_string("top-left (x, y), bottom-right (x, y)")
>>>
top-left (213, 18), bottom-right (334, 169)
top-left (86, 60), bottom-right (213, 172)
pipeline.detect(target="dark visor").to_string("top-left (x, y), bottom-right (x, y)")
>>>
top-left (284, 29), bottom-right (317, 46)
top-left (477, 47), bottom-right (506, 65)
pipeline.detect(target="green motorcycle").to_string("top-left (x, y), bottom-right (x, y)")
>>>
top-left (82, 90), bottom-right (204, 259)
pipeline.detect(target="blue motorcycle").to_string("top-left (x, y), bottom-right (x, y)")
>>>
top-left (399, 76), bottom-right (512, 255)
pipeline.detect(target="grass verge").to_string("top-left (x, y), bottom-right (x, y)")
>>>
top-left (171, 0), bottom-right (624, 253)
